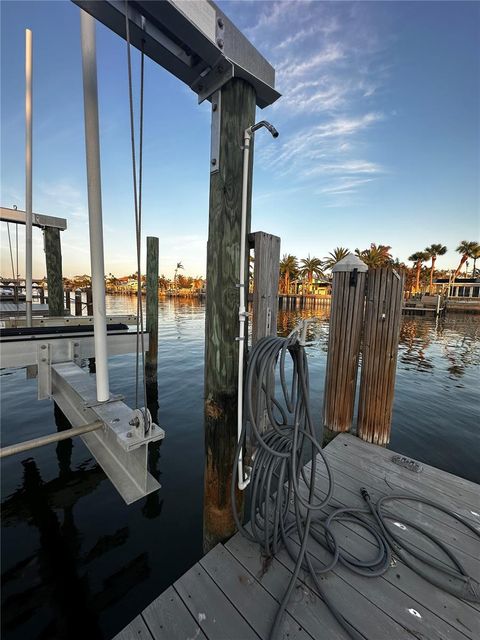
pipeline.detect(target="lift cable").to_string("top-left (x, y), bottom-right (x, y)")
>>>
top-left (6, 222), bottom-right (16, 282)
top-left (125, 0), bottom-right (148, 418)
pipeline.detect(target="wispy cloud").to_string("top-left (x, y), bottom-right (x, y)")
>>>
top-left (230, 0), bottom-right (391, 204)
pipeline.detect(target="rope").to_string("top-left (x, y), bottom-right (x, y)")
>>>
top-left (6, 222), bottom-right (16, 281)
top-left (233, 333), bottom-right (480, 640)
top-left (125, 0), bottom-right (148, 418)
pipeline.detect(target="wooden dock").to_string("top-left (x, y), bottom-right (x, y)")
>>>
top-left (115, 434), bottom-right (480, 640)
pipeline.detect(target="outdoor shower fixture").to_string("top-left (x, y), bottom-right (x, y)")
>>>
top-left (249, 120), bottom-right (279, 138)
top-left (237, 120), bottom-right (279, 491)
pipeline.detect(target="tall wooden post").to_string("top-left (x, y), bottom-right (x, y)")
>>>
top-left (357, 267), bottom-right (405, 445)
top-left (86, 288), bottom-right (93, 315)
top-left (146, 236), bottom-right (159, 387)
top-left (323, 254), bottom-right (367, 440)
top-left (65, 289), bottom-right (71, 315)
top-left (250, 231), bottom-right (281, 435)
top-left (203, 78), bottom-right (256, 552)
top-left (44, 227), bottom-right (64, 316)
top-left (75, 290), bottom-right (82, 316)
top-left (249, 231), bottom-right (281, 344)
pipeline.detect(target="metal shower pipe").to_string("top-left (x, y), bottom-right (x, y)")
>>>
top-left (237, 120), bottom-right (279, 490)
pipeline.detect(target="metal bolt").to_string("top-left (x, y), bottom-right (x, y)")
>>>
top-left (211, 158), bottom-right (217, 166)
top-left (41, 345), bottom-right (46, 350)
top-left (74, 342), bottom-right (79, 347)
top-left (217, 17), bottom-right (224, 29)
top-left (216, 38), bottom-right (224, 49)
top-left (74, 353), bottom-right (79, 358)
top-left (41, 358), bottom-right (47, 362)
top-left (212, 102), bottom-right (218, 112)
top-left (126, 431), bottom-right (133, 438)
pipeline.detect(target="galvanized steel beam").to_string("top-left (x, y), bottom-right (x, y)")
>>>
top-left (72, 0), bottom-right (280, 108)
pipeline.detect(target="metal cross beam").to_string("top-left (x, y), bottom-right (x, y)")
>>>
top-left (0, 206), bottom-right (67, 230)
top-left (52, 361), bottom-right (164, 504)
top-left (72, 0), bottom-right (280, 108)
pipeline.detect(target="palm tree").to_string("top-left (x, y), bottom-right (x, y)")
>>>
top-left (424, 244), bottom-right (447, 292)
top-left (469, 244), bottom-right (480, 276)
top-left (174, 261), bottom-right (184, 290)
top-left (453, 241), bottom-right (478, 280)
top-left (192, 276), bottom-right (204, 291)
top-left (408, 251), bottom-right (428, 292)
top-left (299, 255), bottom-right (324, 293)
top-left (323, 247), bottom-right (350, 270)
top-left (158, 274), bottom-right (170, 291)
top-left (279, 254), bottom-right (298, 294)
top-left (355, 244), bottom-right (392, 268)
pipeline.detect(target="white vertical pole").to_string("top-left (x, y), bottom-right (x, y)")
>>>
top-left (80, 10), bottom-right (109, 401)
top-left (25, 28), bottom-right (33, 326)
top-left (236, 127), bottom-right (251, 491)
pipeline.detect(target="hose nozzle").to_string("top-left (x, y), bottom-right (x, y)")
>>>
top-left (249, 120), bottom-right (279, 138)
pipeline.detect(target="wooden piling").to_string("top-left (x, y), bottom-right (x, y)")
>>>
top-left (204, 78), bottom-right (256, 552)
top-left (357, 267), bottom-right (405, 445)
top-left (249, 231), bottom-right (281, 344)
top-left (145, 237), bottom-right (159, 388)
top-left (323, 254), bottom-right (367, 439)
top-left (86, 288), bottom-right (93, 315)
top-left (44, 227), bottom-right (64, 316)
top-left (249, 231), bottom-right (281, 435)
top-left (74, 290), bottom-right (82, 316)
top-left (65, 289), bottom-right (71, 315)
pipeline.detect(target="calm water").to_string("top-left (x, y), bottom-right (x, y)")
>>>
top-left (1, 297), bottom-right (479, 640)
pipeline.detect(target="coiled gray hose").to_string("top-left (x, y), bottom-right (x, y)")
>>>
top-left (232, 333), bottom-right (480, 640)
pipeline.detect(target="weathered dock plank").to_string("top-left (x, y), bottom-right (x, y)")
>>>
top-left (142, 586), bottom-right (207, 640)
top-left (174, 562), bottom-right (260, 639)
top-left (116, 434), bottom-right (480, 640)
top-left (113, 615), bottom-right (153, 640)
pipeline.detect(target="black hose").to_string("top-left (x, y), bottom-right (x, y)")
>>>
top-left (232, 333), bottom-right (480, 640)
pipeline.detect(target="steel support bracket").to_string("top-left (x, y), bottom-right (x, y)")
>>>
top-left (210, 89), bottom-right (222, 173)
top-left (37, 343), bottom-right (52, 400)
top-left (191, 57), bottom-right (233, 105)
top-left (51, 361), bottom-right (165, 504)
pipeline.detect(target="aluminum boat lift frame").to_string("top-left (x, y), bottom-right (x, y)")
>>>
top-left (1, 0), bottom-right (278, 505)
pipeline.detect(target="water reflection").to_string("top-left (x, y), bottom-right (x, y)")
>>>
top-left (1, 402), bottom-right (156, 639)
top-left (399, 318), bottom-right (435, 372)
top-left (398, 316), bottom-right (480, 378)
top-left (1, 297), bottom-right (479, 640)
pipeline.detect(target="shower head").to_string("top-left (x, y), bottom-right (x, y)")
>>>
top-left (249, 120), bottom-right (279, 138)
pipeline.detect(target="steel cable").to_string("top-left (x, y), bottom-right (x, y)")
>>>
top-left (125, 1), bottom-right (148, 421)
top-left (232, 332), bottom-right (480, 640)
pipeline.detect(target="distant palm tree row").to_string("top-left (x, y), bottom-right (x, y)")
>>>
top-left (279, 241), bottom-right (480, 294)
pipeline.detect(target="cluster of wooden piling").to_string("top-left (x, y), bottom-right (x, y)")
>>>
top-left (323, 258), bottom-right (405, 446)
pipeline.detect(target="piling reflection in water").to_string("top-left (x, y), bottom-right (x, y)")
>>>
top-left (1, 297), bottom-right (479, 640)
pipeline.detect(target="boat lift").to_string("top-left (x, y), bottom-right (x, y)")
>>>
top-left (1, 0), bottom-right (279, 505)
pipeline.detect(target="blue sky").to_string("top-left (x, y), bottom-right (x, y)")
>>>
top-left (1, 0), bottom-right (478, 278)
